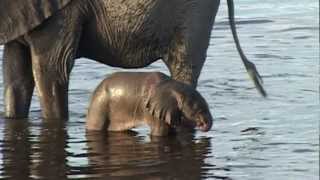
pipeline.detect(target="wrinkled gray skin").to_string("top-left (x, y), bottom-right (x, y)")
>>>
top-left (86, 72), bottom-right (213, 136)
top-left (0, 0), bottom-right (266, 119)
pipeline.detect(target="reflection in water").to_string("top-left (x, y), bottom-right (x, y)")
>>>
top-left (86, 130), bottom-right (214, 179)
top-left (1, 119), bottom-right (31, 179)
top-left (0, 119), bottom-right (68, 179)
top-left (0, 119), bottom-right (225, 179)
top-left (30, 121), bottom-right (68, 179)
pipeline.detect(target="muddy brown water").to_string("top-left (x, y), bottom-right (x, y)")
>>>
top-left (0, 1), bottom-right (318, 179)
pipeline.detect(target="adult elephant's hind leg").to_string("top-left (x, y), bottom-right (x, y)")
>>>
top-left (165, 0), bottom-right (219, 88)
top-left (3, 41), bottom-right (34, 118)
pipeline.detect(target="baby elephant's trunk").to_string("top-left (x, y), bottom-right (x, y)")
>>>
top-left (197, 112), bottom-right (213, 132)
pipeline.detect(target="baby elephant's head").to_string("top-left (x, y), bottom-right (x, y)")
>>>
top-left (173, 88), bottom-right (213, 132)
top-left (147, 81), bottom-right (213, 132)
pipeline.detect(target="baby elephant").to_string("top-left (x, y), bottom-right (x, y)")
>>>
top-left (86, 72), bottom-right (213, 136)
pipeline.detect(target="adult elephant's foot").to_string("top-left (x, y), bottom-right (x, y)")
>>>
top-left (3, 41), bottom-right (34, 118)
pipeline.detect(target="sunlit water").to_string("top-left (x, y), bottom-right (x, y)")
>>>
top-left (0, 1), bottom-right (318, 179)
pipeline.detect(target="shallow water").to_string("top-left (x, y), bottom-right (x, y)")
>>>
top-left (0, 1), bottom-right (318, 179)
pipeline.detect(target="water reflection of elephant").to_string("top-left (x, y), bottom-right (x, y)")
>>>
top-left (0, 119), bottom-right (68, 179)
top-left (85, 130), bottom-right (212, 179)
top-left (0, 119), bottom-right (218, 179)
top-left (0, 119), bottom-right (31, 179)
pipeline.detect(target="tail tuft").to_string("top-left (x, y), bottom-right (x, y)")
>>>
top-left (227, 0), bottom-right (267, 97)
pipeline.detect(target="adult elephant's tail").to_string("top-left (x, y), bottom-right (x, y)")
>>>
top-left (227, 0), bottom-right (267, 97)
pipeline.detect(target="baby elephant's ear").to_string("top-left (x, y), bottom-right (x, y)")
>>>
top-left (171, 89), bottom-right (184, 110)
top-left (164, 108), bottom-right (181, 126)
top-left (145, 92), bottom-right (181, 126)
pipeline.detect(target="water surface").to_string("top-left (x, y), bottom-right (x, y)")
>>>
top-left (0, 1), bottom-right (318, 179)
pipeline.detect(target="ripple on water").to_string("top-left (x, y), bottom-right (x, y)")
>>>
top-left (293, 35), bottom-right (313, 39)
top-left (274, 26), bottom-right (318, 33)
top-left (254, 54), bottom-right (294, 60)
top-left (292, 149), bottom-right (317, 153)
top-left (215, 18), bottom-right (274, 26)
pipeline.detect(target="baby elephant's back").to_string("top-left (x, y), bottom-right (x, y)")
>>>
top-left (96, 71), bottom-right (169, 107)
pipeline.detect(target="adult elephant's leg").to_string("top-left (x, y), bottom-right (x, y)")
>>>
top-left (3, 41), bottom-right (34, 118)
top-left (30, 44), bottom-right (76, 120)
top-left (164, 0), bottom-right (220, 88)
top-left (164, 33), bottom-right (194, 87)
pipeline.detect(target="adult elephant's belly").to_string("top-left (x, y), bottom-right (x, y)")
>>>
top-left (77, 0), bottom-right (183, 68)
top-left (78, 29), bottom-right (169, 68)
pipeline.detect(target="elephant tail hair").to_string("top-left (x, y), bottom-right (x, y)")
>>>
top-left (226, 0), bottom-right (267, 97)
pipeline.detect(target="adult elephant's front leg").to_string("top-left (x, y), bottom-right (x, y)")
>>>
top-left (27, 26), bottom-right (80, 120)
top-left (3, 41), bottom-right (34, 118)
top-left (25, 3), bottom-right (83, 119)
top-left (30, 50), bottom-right (73, 120)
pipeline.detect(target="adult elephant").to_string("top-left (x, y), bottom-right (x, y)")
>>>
top-left (0, 0), bottom-right (266, 119)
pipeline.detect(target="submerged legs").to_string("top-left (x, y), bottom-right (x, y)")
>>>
top-left (3, 41), bottom-right (34, 118)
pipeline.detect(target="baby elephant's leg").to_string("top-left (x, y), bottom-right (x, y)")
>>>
top-left (86, 90), bottom-right (109, 131)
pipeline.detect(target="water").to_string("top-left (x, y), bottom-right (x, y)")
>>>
top-left (0, 1), bottom-right (318, 179)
